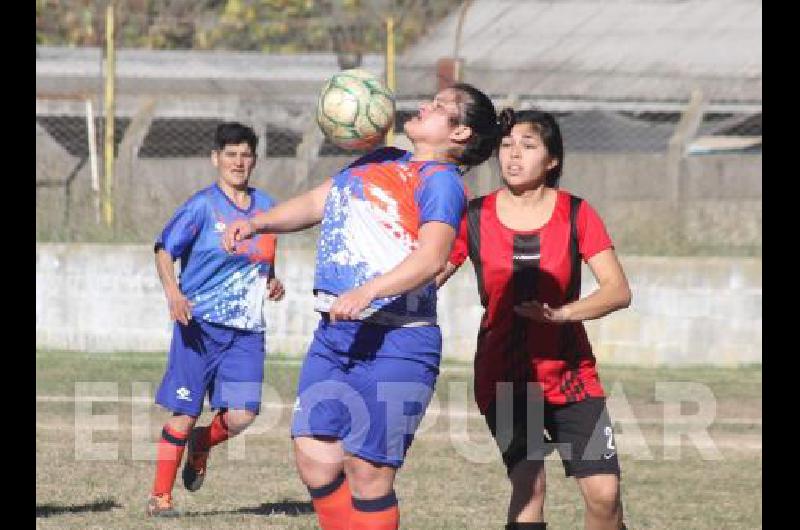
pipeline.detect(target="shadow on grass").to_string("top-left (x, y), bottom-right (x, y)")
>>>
top-left (185, 498), bottom-right (314, 517)
top-left (36, 498), bottom-right (122, 518)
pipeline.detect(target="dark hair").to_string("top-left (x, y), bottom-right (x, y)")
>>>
top-left (449, 83), bottom-right (502, 168)
top-left (498, 108), bottom-right (564, 187)
top-left (214, 122), bottom-right (258, 153)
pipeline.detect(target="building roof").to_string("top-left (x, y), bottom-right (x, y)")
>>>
top-left (398, 0), bottom-right (761, 103)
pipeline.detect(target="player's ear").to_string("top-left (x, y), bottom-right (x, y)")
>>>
top-left (546, 157), bottom-right (560, 171)
top-left (449, 124), bottom-right (472, 143)
top-left (211, 149), bottom-right (220, 168)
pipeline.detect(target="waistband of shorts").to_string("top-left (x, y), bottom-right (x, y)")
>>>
top-left (314, 291), bottom-right (437, 328)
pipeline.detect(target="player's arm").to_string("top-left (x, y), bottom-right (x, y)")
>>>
top-left (328, 221), bottom-right (455, 321)
top-left (154, 247), bottom-right (193, 325)
top-left (515, 248), bottom-right (631, 323)
top-left (434, 262), bottom-right (459, 288)
top-left (266, 276), bottom-right (285, 301)
top-left (222, 179), bottom-right (332, 253)
top-left (265, 241), bottom-right (285, 301)
top-left (435, 213), bottom-right (468, 288)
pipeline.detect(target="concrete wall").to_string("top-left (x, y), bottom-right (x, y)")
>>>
top-left (36, 244), bottom-right (761, 365)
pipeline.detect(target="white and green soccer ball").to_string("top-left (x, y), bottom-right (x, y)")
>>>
top-left (316, 68), bottom-right (395, 151)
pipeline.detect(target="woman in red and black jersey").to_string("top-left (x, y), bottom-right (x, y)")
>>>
top-left (438, 109), bottom-right (631, 530)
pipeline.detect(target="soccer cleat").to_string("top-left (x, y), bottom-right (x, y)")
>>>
top-left (182, 427), bottom-right (208, 492)
top-left (146, 493), bottom-right (179, 517)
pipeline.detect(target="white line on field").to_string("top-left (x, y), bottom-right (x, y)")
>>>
top-left (35, 395), bottom-right (761, 426)
top-left (38, 354), bottom-right (476, 373)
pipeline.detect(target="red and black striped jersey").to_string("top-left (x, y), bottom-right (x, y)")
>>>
top-left (450, 189), bottom-right (613, 410)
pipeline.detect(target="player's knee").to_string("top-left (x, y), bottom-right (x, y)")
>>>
top-left (168, 413), bottom-right (197, 433)
top-left (532, 477), bottom-right (546, 500)
top-left (582, 479), bottom-right (620, 516)
top-left (344, 460), bottom-right (394, 499)
top-left (224, 409), bottom-right (256, 434)
top-left (293, 437), bottom-right (344, 488)
top-left (510, 461), bottom-right (546, 499)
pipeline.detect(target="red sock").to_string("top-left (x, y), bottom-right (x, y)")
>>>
top-left (196, 411), bottom-right (230, 451)
top-left (151, 424), bottom-right (189, 496)
top-left (308, 473), bottom-right (352, 530)
top-left (190, 411), bottom-right (230, 470)
top-left (349, 492), bottom-right (399, 530)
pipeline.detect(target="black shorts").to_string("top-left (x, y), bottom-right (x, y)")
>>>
top-left (483, 389), bottom-right (620, 478)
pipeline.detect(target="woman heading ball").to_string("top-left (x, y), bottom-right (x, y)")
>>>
top-left (223, 83), bottom-right (501, 530)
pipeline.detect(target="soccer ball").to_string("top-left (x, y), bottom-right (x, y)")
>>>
top-left (316, 68), bottom-right (395, 151)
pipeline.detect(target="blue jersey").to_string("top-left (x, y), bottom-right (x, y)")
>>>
top-left (156, 183), bottom-right (277, 331)
top-left (314, 148), bottom-right (467, 326)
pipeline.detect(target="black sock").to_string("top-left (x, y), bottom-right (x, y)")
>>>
top-left (351, 490), bottom-right (398, 512)
top-left (505, 523), bottom-right (546, 530)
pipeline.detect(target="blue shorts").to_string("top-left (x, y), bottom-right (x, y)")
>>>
top-left (291, 317), bottom-right (441, 468)
top-left (155, 319), bottom-right (265, 417)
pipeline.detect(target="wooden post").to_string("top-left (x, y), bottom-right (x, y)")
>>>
top-left (103, 2), bottom-right (115, 228)
top-left (385, 16), bottom-right (395, 147)
top-left (667, 88), bottom-right (705, 248)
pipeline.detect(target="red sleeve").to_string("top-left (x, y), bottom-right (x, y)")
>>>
top-left (577, 200), bottom-right (613, 261)
top-left (448, 213), bottom-right (469, 267)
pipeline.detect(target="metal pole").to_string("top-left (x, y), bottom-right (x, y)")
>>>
top-left (452, 0), bottom-right (473, 81)
top-left (103, 2), bottom-right (115, 228)
top-left (85, 99), bottom-right (100, 224)
top-left (385, 16), bottom-right (395, 147)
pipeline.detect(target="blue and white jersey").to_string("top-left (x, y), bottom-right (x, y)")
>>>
top-left (156, 183), bottom-right (277, 332)
top-left (314, 148), bottom-right (467, 326)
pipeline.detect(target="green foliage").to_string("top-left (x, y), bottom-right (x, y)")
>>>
top-left (35, 0), bottom-right (465, 53)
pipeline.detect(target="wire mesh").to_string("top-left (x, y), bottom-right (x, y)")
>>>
top-left (36, 0), bottom-right (761, 253)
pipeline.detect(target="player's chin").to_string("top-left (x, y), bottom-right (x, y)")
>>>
top-left (504, 174), bottom-right (535, 189)
top-left (226, 174), bottom-right (248, 187)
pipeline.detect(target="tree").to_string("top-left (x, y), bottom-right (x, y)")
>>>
top-left (35, 0), bottom-right (464, 53)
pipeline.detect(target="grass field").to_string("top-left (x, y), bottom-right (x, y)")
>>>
top-left (36, 350), bottom-right (761, 529)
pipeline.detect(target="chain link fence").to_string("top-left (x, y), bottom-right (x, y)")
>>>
top-left (36, 0), bottom-right (761, 255)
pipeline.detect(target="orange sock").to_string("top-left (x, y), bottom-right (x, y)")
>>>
top-left (349, 491), bottom-right (399, 530)
top-left (191, 411), bottom-right (230, 469)
top-left (308, 472), bottom-right (352, 530)
top-left (196, 411), bottom-right (230, 450)
top-left (151, 424), bottom-right (189, 496)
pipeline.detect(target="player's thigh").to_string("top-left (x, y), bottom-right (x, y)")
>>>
top-left (484, 390), bottom-right (550, 476)
top-left (547, 397), bottom-right (621, 479)
top-left (576, 473), bottom-right (621, 509)
top-left (211, 329), bottom-right (265, 413)
top-left (155, 320), bottom-right (212, 417)
top-left (342, 356), bottom-right (438, 468)
top-left (293, 435), bottom-right (346, 487)
top-left (291, 340), bottom-right (354, 441)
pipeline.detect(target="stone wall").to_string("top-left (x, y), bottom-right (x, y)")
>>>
top-left (36, 244), bottom-right (761, 365)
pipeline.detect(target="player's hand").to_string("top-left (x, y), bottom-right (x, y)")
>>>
top-left (513, 300), bottom-right (569, 324)
top-left (222, 219), bottom-right (255, 254)
top-left (166, 289), bottom-right (194, 326)
top-left (266, 277), bottom-right (285, 301)
top-left (328, 284), bottom-right (377, 322)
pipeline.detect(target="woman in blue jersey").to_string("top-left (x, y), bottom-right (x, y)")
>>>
top-left (223, 83), bottom-right (501, 530)
top-left (147, 122), bottom-right (285, 517)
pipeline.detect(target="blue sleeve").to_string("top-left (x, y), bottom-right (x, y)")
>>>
top-left (415, 166), bottom-right (467, 231)
top-left (255, 190), bottom-right (277, 211)
top-left (155, 196), bottom-right (204, 259)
